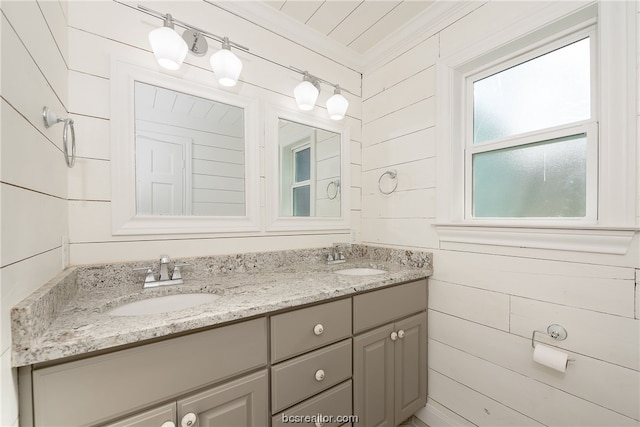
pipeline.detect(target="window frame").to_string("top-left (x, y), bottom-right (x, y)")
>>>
top-left (435, 2), bottom-right (637, 254)
top-left (463, 27), bottom-right (598, 224)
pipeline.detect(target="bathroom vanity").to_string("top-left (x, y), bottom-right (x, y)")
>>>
top-left (12, 246), bottom-right (431, 427)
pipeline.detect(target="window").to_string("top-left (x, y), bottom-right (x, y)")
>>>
top-left (466, 32), bottom-right (597, 220)
top-left (435, 3), bottom-right (637, 254)
top-left (292, 145), bottom-right (311, 216)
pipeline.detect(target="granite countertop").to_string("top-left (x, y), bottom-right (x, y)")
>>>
top-left (11, 245), bottom-right (432, 367)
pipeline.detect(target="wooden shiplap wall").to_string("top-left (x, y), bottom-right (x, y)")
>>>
top-left (65, 1), bottom-right (362, 264)
top-left (361, 2), bottom-right (640, 426)
top-left (0, 1), bottom-right (69, 425)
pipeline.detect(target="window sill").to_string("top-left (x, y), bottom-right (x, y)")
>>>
top-left (434, 223), bottom-right (637, 255)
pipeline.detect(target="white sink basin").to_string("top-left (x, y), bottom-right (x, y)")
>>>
top-left (107, 293), bottom-right (220, 316)
top-left (334, 268), bottom-right (387, 276)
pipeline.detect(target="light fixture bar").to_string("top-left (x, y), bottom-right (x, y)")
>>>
top-left (137, 4), bottom-right (249, 52)
top-left (289, 66), bottom-right (353, 96)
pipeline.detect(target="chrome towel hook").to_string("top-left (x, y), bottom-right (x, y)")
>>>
top-left (42, 107), bottom-right (76, 168)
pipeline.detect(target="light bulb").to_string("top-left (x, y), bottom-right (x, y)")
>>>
top-left (326, 87), bottom-right (349, 120)
top-left (210, 48), bottom-right (243, 87)
top-left (148, 16), bottom-right (188, 71)
top-left (294, 76), bottom-right (320, 111)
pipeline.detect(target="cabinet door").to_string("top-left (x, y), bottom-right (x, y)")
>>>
top-left (394, 312), bottom-right (427, 424)
top-left (103, 403), bottom-right (177, 427)
top-left (177, 370), bottom-right (268, 427)
top-left (353, 323), bottom-right (395, 427)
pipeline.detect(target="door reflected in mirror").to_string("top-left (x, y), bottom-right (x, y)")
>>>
top-left (134, 81), bottom-right (245, 216)
top-left (278, 119), bottom-right (341, 217)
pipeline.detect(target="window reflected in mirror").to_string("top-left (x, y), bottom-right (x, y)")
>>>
top-left (278, 119), bottom-right (341, 217)
top-left (134, 81), bottom-right (245, 216)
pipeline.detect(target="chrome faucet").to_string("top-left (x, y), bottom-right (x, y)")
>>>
top-left (135, 255), bottom-right (189, 288)
top-left (159, 255), bottom-right (171, 281)
top-left (326, 244), bottom-right (346, 265)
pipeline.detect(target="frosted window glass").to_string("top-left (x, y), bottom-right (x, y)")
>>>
top-left (473, 38), bottom-right (590, 144)
top-left (473, 134), bottom-right (587, 217)
top-left (294, 148), bottom-right (311, 182)
top-left (293, 185), bottom-right (310, 216)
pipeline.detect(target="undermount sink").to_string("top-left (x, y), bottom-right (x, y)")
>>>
top-left (334, 267), bottom-right (387, 276)
top-left (107, 293), bottom-right (220, 316)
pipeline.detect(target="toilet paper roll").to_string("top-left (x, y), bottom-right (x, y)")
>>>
top-left (533, 343), bottom-right (569, 372)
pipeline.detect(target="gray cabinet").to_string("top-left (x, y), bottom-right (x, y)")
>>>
top-left (353, 280), bottom-right (427, 427)
top-left (21, 279), bottom-right (428, 427)
top-left (28, 318), bottom-right (267, 426)
top-left (104, 403), bottom-right (177, 427)
top-left (105, 370), bottom-right (268, 427)
top-left (176, 370), bottom-right (268, 427)
top-left (270, 299), bottom-right (354, 425)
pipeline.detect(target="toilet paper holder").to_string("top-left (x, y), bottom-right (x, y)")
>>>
top-left (531, 324), bottom-right (567, 348)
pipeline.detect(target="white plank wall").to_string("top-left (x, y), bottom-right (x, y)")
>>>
top-left (361, 2), bottom-right (640, 426)
top-left (64, 0), bottom-right (362, 264)
top-left (0, 1), bottom-right (69, 425)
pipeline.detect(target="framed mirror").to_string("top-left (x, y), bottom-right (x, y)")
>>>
top-left (111, 60), bottom-right (259, 235)
top-left (266, 106), bottom-right (350, 231)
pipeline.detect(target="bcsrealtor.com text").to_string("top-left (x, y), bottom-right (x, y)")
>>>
top-left (281, 413), bottom-right (359, 424)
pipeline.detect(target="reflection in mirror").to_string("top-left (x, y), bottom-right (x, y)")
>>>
top-left (134, 81), bottom-right (245, 216)
top-left (278, 119), bottom-right (341, 217)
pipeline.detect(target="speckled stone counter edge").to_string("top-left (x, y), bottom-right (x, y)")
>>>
top-left (11, 244), bottom-right (432, 366)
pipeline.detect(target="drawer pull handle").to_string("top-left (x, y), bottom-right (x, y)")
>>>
top-left (398, 329), bottom-right (405, 339)
top-left (313, 323), bottom-right (324, 336)
top-left (315, 369), bottom-right (326, 381)
top-left (181, 412), bottom-right (197, 427)
top-left (390, 331), bottom-right (398, 341)
top-left (161, 422), bottom-right (176, 427)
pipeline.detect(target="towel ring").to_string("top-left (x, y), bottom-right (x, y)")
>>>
top-left (43, 107), bottom-right (76, 168)
top-left (378, 169), bottom-right (398, 195)
top-left (326, 179), bottom-right (340, 200)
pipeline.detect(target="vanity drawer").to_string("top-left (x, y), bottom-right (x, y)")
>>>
top-left (271, 298), bottom-right (351, 363)
top-left (31, 318), bottom-right (267, 427)
top-left (273, 380), bottom-right (352, 427)
top-left (353, 279), bottom-right (427, 333)
top-left (271, 339), bottom-right (352, 413)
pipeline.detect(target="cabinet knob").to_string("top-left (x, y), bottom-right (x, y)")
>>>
top-left (390, 331), bottom-right (398, 341)
top-left (313, 323), bottom-right (324, 336)
top-left (181, 412), bottom-right (197, 427)
top-left (315, 369), bottom-right (326, 381)
top-left (397, 329), bottom-right (405, 339)
top-left (161, 422), bottom-right (176, 427)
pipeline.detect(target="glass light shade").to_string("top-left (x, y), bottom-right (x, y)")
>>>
top-left (148, 26), bottom-right (188, 71)
top-left (210, 49), bottom-right (243, 87)
top-left (294, 80), bottom-right (319, 111)
top-left (326, 92), bottom-right (349, 120)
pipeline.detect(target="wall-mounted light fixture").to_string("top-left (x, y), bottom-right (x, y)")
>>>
top-left (136, 6), bottom-right (351, 119)
top-left (290, 67), bottom-right (350, 120)
top-left (147, 13), bottom-right (188, 71)
top-left (326, 86), bottom-right (349, 121)
top-left (139, 5), bottom-right (248, 87)
top-left (294, 72), bottom-right (321, 111)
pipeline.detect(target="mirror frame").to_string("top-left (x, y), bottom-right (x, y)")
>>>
top-left (265, 105), bottom-right (350, 231)
top-left (110, 59), bottom-right (260, 235)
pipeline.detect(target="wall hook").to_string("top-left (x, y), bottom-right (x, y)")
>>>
top-left (42, 107), bottom-right (76, 168)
